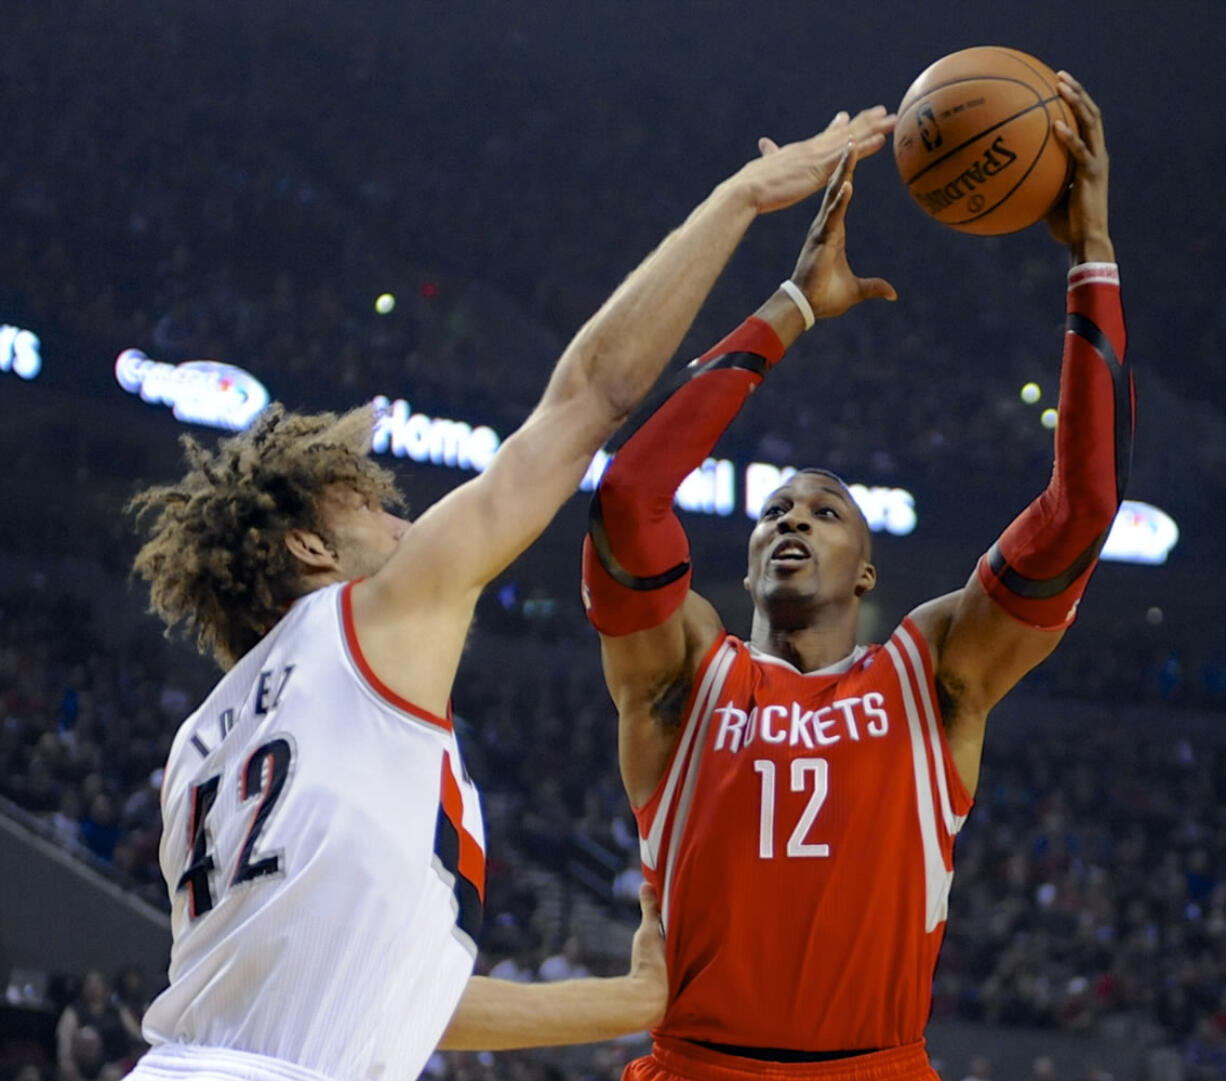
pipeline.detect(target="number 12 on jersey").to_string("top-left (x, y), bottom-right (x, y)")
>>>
top-left (753, 757), bottom-right (830, 859)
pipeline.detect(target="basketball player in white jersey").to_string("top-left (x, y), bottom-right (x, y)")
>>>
top-left (123, 108), bottom-right (898, 1081)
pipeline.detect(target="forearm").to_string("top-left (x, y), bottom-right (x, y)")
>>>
top-left (546, 179), bottom-right (758, 430)
top-left (438, 974), bottom-right (659, 1051)
top-left (583, 313), bottom-right (786, 634)
top-left (976, 264), bottom-right (1132, 627)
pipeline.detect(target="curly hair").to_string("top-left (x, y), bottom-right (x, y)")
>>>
top-left (129, 404), bottom-right (403, 670)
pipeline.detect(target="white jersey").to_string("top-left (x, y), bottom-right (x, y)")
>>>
top-left (135, 581), bottom-right (485, 1081)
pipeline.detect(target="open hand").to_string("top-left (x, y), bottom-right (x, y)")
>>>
top-left (1045, 72), bottom-right (1114, 262)
top-left (739, 106), bottom-right (896, 215)
top-left (787, 143), bottom-right (897, 319)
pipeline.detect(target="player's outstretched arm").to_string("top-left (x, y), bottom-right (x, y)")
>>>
top-left (354, 110), bottom-right (895, 715)
top-left (910, 75), bottom-right (1131, 796)
top-left (588, 147), bottom-right (896, 806)
top-left (438, 885), bottom-right (666, 1051)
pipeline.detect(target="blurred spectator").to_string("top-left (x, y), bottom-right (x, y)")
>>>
top-left (1030, 1056), bottom-right (1058, 1081)
top-left (53, 972), bottom-right (133, 1081)
top-left (960, 1055), bottom-right (992, 1081)
top-left (538, 937), bottom-right (590, 984)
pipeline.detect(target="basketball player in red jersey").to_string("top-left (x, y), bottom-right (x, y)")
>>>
top-left (582, 75), bottom-right (1128, 1081)
top-left (127, 107), bottom-right (899, 1081)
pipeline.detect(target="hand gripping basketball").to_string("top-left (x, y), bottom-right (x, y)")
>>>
top-left (1045, 72), bottom-right (1112, 260)
top-left (893, 47), bottom-right (1074, 235)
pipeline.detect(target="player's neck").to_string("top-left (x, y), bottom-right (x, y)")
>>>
top-left (748, 609), bottom-right (858, 674)
top-left (295, 568), bottom-right (349, 596)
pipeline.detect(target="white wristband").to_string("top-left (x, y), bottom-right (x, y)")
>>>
top-left (1067, 262), bottom-right (1120, 289)
top-left (778, 279), bottom-right (815, 331)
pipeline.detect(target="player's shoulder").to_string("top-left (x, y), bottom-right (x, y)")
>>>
top-left (900, 591), bottom-right (962, 659)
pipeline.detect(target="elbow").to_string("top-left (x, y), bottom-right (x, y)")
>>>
top-left (573, 341), bottom-right (641, 430)
top-left (1064, 485), bottom-right (1120, 534)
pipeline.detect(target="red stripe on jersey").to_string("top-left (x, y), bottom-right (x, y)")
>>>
top-left (339, 580), bottom-right (452, 733)
top-left (440, 753), bottom-right (486, 900)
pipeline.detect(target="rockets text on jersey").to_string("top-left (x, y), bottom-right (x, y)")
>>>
top-left (634, 619), bottom-right (972, 1053)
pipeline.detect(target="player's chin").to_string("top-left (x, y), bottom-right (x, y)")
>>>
top-left (761, 573), bottom-right (819, 604)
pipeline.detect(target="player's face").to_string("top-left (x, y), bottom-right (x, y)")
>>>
top-left (744, 474), bottom-right (873, 615)
top-left (320, 486), bottom-right (410, 580)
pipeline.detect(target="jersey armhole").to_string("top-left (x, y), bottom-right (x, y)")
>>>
top-left (898, 617), bottom-right (974, 817)
top-left (338, 580), bottom-right (454, 734)
top-left (633, 632), bottom-right (733, 826)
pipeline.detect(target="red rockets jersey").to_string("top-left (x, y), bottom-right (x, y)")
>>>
top-left (634, 619), bottom-right (972, 1052)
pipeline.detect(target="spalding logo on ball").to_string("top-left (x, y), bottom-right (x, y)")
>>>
top-left (894, 46), bottom-right (1073, 235)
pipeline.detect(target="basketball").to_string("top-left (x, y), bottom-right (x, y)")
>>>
top-left (893, 46), bottom-right (1073, 236)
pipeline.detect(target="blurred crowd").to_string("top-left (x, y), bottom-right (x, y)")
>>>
top-left (2, 2), bottom-right (1223, 506)
top-left (2, 578), bottom-right (1226, 1081)
top-left (2, 3), bottom-right (1226, 1080)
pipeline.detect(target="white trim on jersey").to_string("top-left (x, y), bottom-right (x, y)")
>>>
top-left (884, 636), bottom-right (953, 934)
top-left (747, 643), bottom-right (868, 676)
top-left (640, 640), bottom-right (736, 872)
top-left (658, 643), bottom-right (737, 932)
top-left (895, 625), bottom-right (966, 837)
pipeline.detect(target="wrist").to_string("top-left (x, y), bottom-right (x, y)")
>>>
top-left (754, 289), bottom-right (808, 350)
top-left (1068, 262), bottom-right (1119, 289)
top-left (712, 173), bottom-right (761, 217)
top-left (777, 280), bottom-right (815, 330)
top-left (1071, 230), bottom-right (1114, 265)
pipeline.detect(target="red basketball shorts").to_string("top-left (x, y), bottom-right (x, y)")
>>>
top-left (622, 1038), bottom-right (940, 1081)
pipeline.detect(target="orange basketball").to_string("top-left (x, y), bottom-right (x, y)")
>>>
top-left (893, 46), bottom-right (1073, 236)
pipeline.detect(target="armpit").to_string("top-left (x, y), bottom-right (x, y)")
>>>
top-left (652, 674), bottom-right (693, 728)
top-left (936, 671), bottom-right (965, 732)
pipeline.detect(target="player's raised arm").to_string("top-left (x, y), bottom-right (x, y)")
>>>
top-left (352, 110), bottom-right (895, 714)
top-left (386, 108), bottom-right (894, 596)
top-left (585, 146), bottom-right (897, 806)
top-left (910, 74), bottom-right (1133, 796)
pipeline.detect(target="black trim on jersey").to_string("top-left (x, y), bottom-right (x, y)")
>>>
top-left (434, 809), bottom-right (483, 945)
top-left (1068, 311), bottom-right (1134, 501)
top-left (693, 1041), bottom-right (881, 1063)
top-left (587, 492), bottom-right (690, 591)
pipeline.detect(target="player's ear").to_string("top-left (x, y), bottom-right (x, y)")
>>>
top-left (284, 528), bottom-right (339, 573)
top-left (854, 561), bottom-right (877, 598)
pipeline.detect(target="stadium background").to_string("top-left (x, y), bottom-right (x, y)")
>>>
top-left (1, 1), bottom-right (1224, 1079)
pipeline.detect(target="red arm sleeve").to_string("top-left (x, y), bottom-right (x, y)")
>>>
top-left (975, 263), bottom-right (1135, 629)
top-left (582, 317), bottom-right (786, 635)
